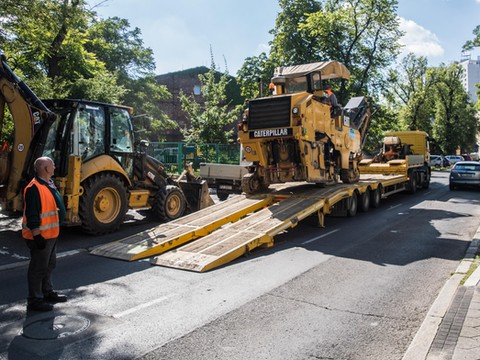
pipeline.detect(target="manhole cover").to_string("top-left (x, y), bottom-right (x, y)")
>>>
top-left (22, 315), bottom-right (90, 340)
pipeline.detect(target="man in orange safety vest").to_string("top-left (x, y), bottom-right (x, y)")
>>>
top-left (22, 156), bottom-right (66, 312)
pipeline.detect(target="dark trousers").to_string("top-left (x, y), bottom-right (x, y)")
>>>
top-left (25, 238), bottom-right (57, 301)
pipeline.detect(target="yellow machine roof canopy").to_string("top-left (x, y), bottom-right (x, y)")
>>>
top-left (273, 61), bottom-right (351, 80)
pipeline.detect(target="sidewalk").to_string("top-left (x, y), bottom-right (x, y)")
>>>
top-left (403, 228), bottom-right (480, 360)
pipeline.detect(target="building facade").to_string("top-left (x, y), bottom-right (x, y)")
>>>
top-left (459, 56), bottom-right (480, 104)
top-left (156, 67), bottom-right (243, 142)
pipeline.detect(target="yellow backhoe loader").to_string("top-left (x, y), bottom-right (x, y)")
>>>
top-left (0, 53), bottom-right (212, 234)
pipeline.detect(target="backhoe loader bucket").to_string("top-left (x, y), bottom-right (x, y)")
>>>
top-left (177, 163), bottom-right (214, 211)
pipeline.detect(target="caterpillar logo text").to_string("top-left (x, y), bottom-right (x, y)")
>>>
top-left (250, 128), bottom-right (292, 139)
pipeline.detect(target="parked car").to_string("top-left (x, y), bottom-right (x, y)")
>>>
top-left (430, 155), bottom-right (449, 167)
top-left (445, 155), bottom-right (464, 165)
top-left (449, 161), bottom-right (480, 190)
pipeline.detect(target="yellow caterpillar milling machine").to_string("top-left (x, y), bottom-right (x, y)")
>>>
top-left (0, 53), bottom-right (212, 234)
top-left (238, 61), bottom-right (372, 193)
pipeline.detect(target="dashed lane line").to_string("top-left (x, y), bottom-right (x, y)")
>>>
top-left (301, 229), bottom-right (340, 245)
top-left (0, 249), bottom-right (87, 271)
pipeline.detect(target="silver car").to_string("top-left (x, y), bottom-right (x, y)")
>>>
top-left (430, 155), bottom-right (449, 167)
top-left (445, 155), bottom-right (464, 165)
top-left (449, 161), bottom-right (480, 190)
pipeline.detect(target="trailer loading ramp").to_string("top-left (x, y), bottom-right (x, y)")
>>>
top-left (91, 175), bottom-right (406, 271)
top-left (90, 195), bottom-right (273, 261)
top-left (151, 183), bottom-right (366, 272)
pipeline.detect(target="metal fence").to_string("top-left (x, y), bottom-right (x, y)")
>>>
top-left (147, 142), bottom-right (241, 174)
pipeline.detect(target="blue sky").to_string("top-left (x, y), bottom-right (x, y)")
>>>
top-left (89, 0), bottom-right (480, 75)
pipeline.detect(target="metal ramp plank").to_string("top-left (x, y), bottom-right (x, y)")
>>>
top-left (152, 190), bottom-right (337, 272)
top-left (90, 195), bottom-right (273, 261)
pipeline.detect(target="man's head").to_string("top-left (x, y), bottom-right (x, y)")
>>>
top-left (324, 83), bottom-right (332, 90)
top-left (34, 157), bottom-right (55, 180)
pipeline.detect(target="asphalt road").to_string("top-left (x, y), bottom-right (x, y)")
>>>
top-left (1, 171), bottom-right (479, 360)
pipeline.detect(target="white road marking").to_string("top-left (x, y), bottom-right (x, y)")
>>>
top-left (114, 295), bottom-right (174, 318)
top-left (388, 204), bottom-right (402, 210)
top-left (0, 248), bottom-right (86, 271)
top-left (301, 229), bottom-right (340, 245)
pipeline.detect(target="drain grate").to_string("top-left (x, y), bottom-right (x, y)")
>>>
top-left (21, 315), bottom-right (90, 340)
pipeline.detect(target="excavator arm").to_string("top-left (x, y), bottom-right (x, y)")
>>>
top-left (0, 53), bottom-right (56, 212)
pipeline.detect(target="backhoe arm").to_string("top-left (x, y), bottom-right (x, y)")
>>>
top-left (0, 53), bottom-right (56, 212)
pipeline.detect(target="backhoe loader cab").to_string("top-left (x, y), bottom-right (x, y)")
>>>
top-left (0, 53), bottom-right (212, 235)
top-left (238, 61), bottom-right (371, 194)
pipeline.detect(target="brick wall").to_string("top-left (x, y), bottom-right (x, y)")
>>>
top-left (156, 67), bottom-right (243, 142)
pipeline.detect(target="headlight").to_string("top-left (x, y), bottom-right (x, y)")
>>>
top-left (292, 107), bottom-right (299, 115)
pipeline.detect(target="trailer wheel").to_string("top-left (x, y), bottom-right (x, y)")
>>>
top-left (152, 185), bottom-right (187, 221)
top-left (347, 192), bottom-right (358, 217)
top-left (79, 173), bottom-right (128, 235)
top-left (370, 187), bottom-right (381, 208)
top-left (422, 170), bottom-right (430, 189)
top-left (408, 175), bottom-right (417, 194)
top-left (359, 189), bottom-right (370, 212)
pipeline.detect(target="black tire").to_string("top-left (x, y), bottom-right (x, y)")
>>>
top-left (79, 173), bottom-right (128, 235)
top-left (370, 187), bottom-right (381, 208)
top-left (422, 168), bottom-right (431, 189)
top-left (408, 175), bottom-right (417, 194)
top-left (449, 183), bottom-right (455, 191)
top-left (241, 173), bottom-right (269, 194)
top-left (347, 192), bottom-right (358, 217)
top-left (359, 189), bottom-right (370, 212)
top-left (152, 185), bottom-right (187, 222)
top-left (340, 167), bottom-right (360, 184)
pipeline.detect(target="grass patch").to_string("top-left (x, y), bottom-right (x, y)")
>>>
top-left (460, 254), bottom-right (480, 286)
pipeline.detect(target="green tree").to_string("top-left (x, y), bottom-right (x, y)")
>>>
top-left (299, 0), bottom-right (403, 102)
top-left (363, 105), bottom-right (401, 155)
top-left (180, 62), bottom-right (242, 144)
top-left (236, 53), bottom-right (270, 100)
top-left (0, 0), bottom-right (174, 141)
top-left (387, 53), bottom-right (435, 133)
top-left (463, 25), bottom-right (480, 52)
top-left (86, 16), bottom-right (155, 79)
top-left (430, 64), bottom-right (479, 154)
top-left (269, 0), bottom-right (323, 66)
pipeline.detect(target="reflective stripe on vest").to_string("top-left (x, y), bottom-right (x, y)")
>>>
top-left (22, 179), bottom-right (60, 240)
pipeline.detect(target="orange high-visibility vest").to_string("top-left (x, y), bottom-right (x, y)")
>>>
top-left (325, 89), bottom-right (333, 108)
top-left (22, 179), bottom-right (60, 240)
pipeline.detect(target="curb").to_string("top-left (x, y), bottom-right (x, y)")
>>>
top-left (402, 227), bottom-right (480, 360)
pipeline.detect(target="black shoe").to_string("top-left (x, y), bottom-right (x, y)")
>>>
top-left (27, 300), bottom-right (53, 312)
top-left (44, 291), bottom-right (68, 303)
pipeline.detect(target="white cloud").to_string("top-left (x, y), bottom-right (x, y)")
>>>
top-left (398, 17), bottom-right (444, 58)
